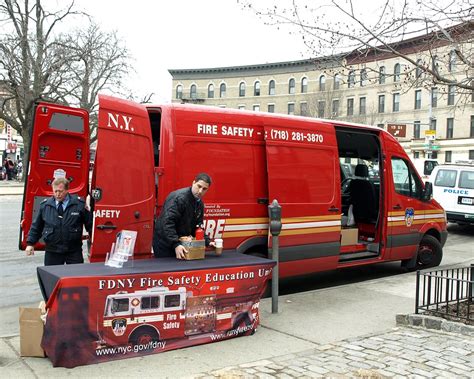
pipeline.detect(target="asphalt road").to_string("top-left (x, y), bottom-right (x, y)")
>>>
top-left (1, 195), bottom-right (472, 337)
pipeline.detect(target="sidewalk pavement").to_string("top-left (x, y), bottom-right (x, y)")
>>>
top-left (1, 268), bottom-right (473, 378)
top-left (0, 180), bottom-right (24, 195)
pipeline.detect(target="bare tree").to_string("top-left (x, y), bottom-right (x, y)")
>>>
top-left (240, 0), bottom-right (473, 95)
top-left (0, 0), bottom-right (132, 164)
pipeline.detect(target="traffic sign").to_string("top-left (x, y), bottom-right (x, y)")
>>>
top-left (387, 123), bottom-right (406, 137)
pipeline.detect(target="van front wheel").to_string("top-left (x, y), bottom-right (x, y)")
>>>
top-left (416, 235), bottom-right (442, 269)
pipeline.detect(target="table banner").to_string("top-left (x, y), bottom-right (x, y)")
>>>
top-left (41, 262), bottom-right (275, 367)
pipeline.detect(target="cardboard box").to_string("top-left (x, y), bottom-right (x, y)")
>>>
top-left (180, 237), bottom-right (205, 260)
top-left (184, 246), bottom-right (205, 260)
top-left (19, 303), bottom-right (46, 357)
top-left (341, 228), bottom-right (358, 246)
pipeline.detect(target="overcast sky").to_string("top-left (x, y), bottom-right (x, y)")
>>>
top-left (74, 0), bottom-right (308, 102)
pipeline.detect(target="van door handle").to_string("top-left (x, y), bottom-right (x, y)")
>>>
top-left (393, 204), bottom-right (402, 210)
top-left (97, 224), bottom-right (117, 230)
top-left (328, 206), bottom-right (340, 212)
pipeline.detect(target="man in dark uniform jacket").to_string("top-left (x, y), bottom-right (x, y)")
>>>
top-left (25, 177), bottom-right (92, 265)
top-left (153, 173), bottom-right (215, 259)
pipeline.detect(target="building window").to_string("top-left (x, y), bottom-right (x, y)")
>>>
top-left (377, 124), bottom-right (384, 129)
top-left (392, 93), bottom-right (400, 112)
top-left (254, 81), bottom-right (260, 96)
top-left (289, 78), bottom-right (295, 94)
top-left (269, 80), bottom-right (275, 95)
top-left (414, 90), bottom-right (421, 109)
top-left (431, 88), bottom-right (438, 108)
top-left (288, 103), bottom-right (295, 115)
top-left (378, 95), bottom-right (385, 113)
top-left (318, 101), bottom-right (325, 118)
top-left (334, 74), bottom-right (340, 90)
top-left (430, 119), bottom-right (437, 131)
top-left (449, 50), bottom-right (456, 72)
top-left (447, 85), bottom-right (455, 105)
top-left (394, 63), bottom-right (401, 82)
top-left (239, 82), bottom-right (246, 97)
top-left (208, 84), bottom-right (214, 98)
top-left (446, 118), bottom-right (454, 139)
top-left (176, 85), bottom-right (183, 99)
top-left (300, 102), bottom-right (308, 116)
top-left (414, 121), bottom-right (421, 139)
top-left (431, 151), bottom-right (438, 159)
top-left (347, 98), bottom-right (354, 116)
top-left (445, 151), bottom-right (452, 163)
top-left (469, 150), bottom-right (474, 160)
top-left (415, 59), bottom-right (423, 79)
top-left (190, 84), bottom-right (197, 99)
top-left (379, 66), bottom-right (386, 84)
top-left (471, 115), bottom-right (474, 137)
top-left (348, 71), bottom-right (355, 88)
top-left (360, 69), bottom-right (368, 86)
top-left (253, 105), bottom-right (260, 112)
top-left (301, 77), bottom-right (308, 93)
top-left (220, 83), bottom-right (226, 98)
top-left (414, 151), bottom-right (420, 159)
top-left (359, 97), bottom-right (366, 115)
top-left (332, 99), bottom-right (339, 117)
top-left (432, 55), bottom-right (439, 73)
top-left (319, 75), bottom-right (326, 91)
top-left (238, 105), bottom-right (245, 110)
top-left (268, 104), bottom-right (275, 113)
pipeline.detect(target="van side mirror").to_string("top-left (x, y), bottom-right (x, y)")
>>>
top-left (422, 181), bottom-right (433, 201)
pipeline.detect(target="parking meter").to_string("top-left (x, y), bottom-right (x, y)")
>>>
top-left (268, 199), bottom-right (281, 313)
top-left (268, 199), bottom-right (282, 236)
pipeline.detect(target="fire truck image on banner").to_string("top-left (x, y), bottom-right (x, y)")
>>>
top-left (99, 286), bottom-right (259, 348)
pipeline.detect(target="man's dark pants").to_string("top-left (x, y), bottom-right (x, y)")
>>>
top-left (44, 250), bottom-right (84, 266)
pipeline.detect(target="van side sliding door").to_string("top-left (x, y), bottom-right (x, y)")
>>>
top-left (264, 122), bottom-right (341, 276)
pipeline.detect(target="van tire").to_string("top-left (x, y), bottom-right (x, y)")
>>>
top-left (416, 235), bottom-right (442, 269)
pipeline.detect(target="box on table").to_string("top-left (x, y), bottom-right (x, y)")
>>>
top-left (179, 237), bottom-right (205, 260)
top-left (19, 301), bottom-right (46, 357)
top-left (341, 228), bottom-right (358, 246)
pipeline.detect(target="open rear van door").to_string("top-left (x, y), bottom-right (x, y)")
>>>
top-left (264, 122), bottom-right (341, 275)
top-left (89, 95), bottom-right (155, 262)
top-left (20, 103), bottom-right (90, 250)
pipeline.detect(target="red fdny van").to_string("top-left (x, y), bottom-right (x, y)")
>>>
top-left (20, 95), bottom-right (448, 275)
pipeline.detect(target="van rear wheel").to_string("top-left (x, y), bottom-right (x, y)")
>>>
top-left (416, 235), bottom-right (442, 269)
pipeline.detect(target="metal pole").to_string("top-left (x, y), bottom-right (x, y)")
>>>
top-left (268, 199), bottom-right (281, 314)
top-left (272, 234), bottom-right (279, 314)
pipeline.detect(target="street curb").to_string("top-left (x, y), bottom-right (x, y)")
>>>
top-left (396, 313), bottom-right (474, 336)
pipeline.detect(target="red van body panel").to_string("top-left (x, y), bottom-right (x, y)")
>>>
top-left (21, 95), bottom-right (447, 276)
top-left (20, 103), bottom-right (89, 250)
top-left (89, 95), bottom-right (155, 262)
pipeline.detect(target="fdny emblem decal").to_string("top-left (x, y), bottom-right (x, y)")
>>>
top-left (91, 188), bottom-right (102, 201)
top-left (112, 318), bottom-right (127, 336)
top-left (405, 208), bottom-right (415, 227)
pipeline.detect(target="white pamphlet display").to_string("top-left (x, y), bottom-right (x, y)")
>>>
top-left (105, 230), bottom-right (137, 268)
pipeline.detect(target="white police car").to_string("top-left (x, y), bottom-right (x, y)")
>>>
top-left (429, 161), bottom-right (474, 225)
